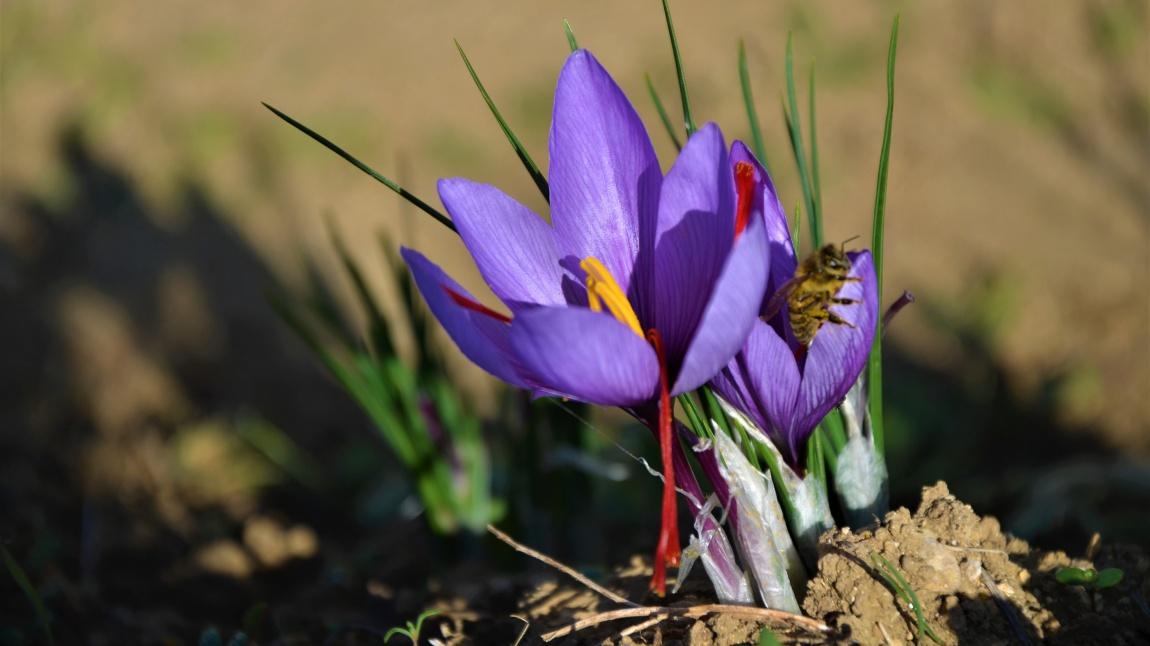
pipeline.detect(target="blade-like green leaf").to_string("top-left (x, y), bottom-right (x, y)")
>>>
top-left (783, 33), bottom-right (820, 250)
top-left (454, 41), bottom-right (549, 202)
top-left (328, 218), bottom-right (395, 358)
top-left (867, 15), bottom-right (900, 455)
top-left (738, 40), bottom-right (769, 171)
top-left (645, 74), bottom-right (683, 151)
top-left (263, 102), bottom-right (456, 233)
top-left (563, 18), bottom-right (579, 52)
top-left (381, 234), bottom-right (441, 376)
top-left (660, 0), bottom-right (696, 136)
top-left (808, 65), bottom-right (823, 234)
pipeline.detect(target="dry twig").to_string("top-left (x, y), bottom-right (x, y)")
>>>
top-left (617, 615), bottom-right (667, 639)
top-left (487, 524), bottom-right (637, 607)
top-left (539, 604), bottom-right (831, 642)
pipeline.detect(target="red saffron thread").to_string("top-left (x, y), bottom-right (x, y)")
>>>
top-left (443, 286), bottom-right (512, 323)
top-left (646, 328), bottom-right (680, 596)
top-left (734, 161), bottom-right (756, 239)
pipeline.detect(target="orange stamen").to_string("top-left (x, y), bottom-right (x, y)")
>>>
top-left (646, 328), bottom-right (680, 596)
top-left (734, 161), bottom-right (755, 239)
top-left (443, 286), bottom-right (512, 323)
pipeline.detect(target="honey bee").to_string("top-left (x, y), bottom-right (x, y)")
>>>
top-left (764, 241), bottom-right (861, 350)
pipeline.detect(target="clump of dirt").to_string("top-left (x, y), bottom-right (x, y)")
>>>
top-left (803, 482), bottom-right (1149, 645)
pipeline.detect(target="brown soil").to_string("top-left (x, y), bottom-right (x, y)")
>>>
top-left (504, 483), bottom-right (1148, 645)
top-left (804, 482), bottom-right (1148, 645)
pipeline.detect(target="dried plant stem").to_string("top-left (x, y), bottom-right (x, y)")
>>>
top-left (617, 616), bottom-right (667, 639)
top-left (486, 524), bottom-right (637, 607)
top-left (540, 604), bottom-right (831, 642)
top-left (489, 524), bottom-right (829, 643)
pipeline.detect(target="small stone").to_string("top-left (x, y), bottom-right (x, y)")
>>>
top-left (286, 524), bottom-right (318, 558)
top-left (1018, 569), bottom-right (1031, 584)
top-left (194, 540), bottom-right (253, 579)
top-left (244, 515), bottom-right (290, 567)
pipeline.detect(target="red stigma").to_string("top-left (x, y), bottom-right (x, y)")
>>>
top-left (646, 328), bottom-right (680, 596)
top-left (734, 161), bottom-right (756, 239)
top-left (443, 286), bottom-right (512, 323)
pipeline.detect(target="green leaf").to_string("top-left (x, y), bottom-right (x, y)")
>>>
top-left (1, 545), bottom-right (53, 645)
top-left (783, 33), bottom-right (820, 251)
top-left (263, 102), bottom-right (456, 233)
top-left (737, 40), bottom-right (769, 170)
top-left (455, 40), bottom-right (549, 202)
top-left (1094, 568), bottom-right (1124, 589)
top-left (1056, 566), bottom-right (1094, 585)
top-left (808, 65), bottom-right (823, 236)
top-left (645, 74), bottom-right (683, 151)
top-left (660, 0), bottom-right (696, 136)
top-left (867, 14), bottom-right (900, 455)
top-left (563, 18), bottom-right (579, 52)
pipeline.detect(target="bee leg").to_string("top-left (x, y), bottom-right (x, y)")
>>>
top-left (826, 311), bottom-right (857, 329)
top-left (830, 297), bottom-right (859, 305)
top-left (844, 277), bottom-right (862, 284)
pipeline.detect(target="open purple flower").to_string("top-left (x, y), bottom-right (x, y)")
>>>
top-left (711, 144), bottom-right (878, 468)
top-left (401, 50), bottom-right (769, 593)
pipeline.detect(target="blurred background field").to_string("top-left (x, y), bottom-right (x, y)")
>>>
top-left (1, 0), bottom-right (1147, 642)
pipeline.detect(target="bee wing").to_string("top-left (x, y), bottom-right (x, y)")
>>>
top-left (761, 275), bottom-right (803, 322)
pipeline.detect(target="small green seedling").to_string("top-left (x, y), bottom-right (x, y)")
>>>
top-left (1055, 566), bottom-right (1124, 590)
top-left (1056, 566), bottom-right (1123, 612)
top-left (384, 609), bottom-right (441, 645)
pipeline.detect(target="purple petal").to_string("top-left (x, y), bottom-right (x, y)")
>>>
top-left (438, 178), bottom-right (564, 309)
top-left (401, 248), bottom-right (525, 387)
top-left (730, 141), bottom-right (796, 312)
top-left (671, 215), bottom-right (770, 395)
top-left (507, 306), bottom-right (658, 407)
top-left (650, 124), bottom-right (735, 360)
top-left (735, 321), bottom-right (802, 457)
top-left (549, 50), bottom-right (661, 300)
top-left (791, 251), bottom-right (879, 452)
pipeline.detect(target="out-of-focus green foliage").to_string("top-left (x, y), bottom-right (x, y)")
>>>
top-left (272, 228), bottom-right (501, 534)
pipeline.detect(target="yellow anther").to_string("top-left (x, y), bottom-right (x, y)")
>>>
top-left (580, 257), bottom-right (644, 338)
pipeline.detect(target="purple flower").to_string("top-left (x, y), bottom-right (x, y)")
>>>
top-left (401, 50), bottom-right (769, 593)
top-left (712, 144), bottom-right (878, 468)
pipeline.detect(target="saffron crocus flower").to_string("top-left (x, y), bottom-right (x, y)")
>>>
top-left (400, 50), bottom-right (769, 594)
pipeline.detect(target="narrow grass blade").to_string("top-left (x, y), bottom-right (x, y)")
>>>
top-left (381, 234), bottom-right (440, 376)
top-left (645, 74), bottom-right (683, 150)
top-left (328, 218), bottom-right (395, 358)
top-left (455, 41), bottom-right (549, 202)
top-left (867, 15), bottom-right (900, 454)
top-left (808, 65), bottom-right (823, 232)
top-left (269, 293), bottom-right (416, 464)
top-left (783, 34), bottom-right (820, 249)
top-left (660, 0), bottom-right (696, 136)
top-left (2, 545), bottom-right (53, 645)
top-left (263, 102), bottom-right (455, 233)
top-left (563, 18), bottom-right (578, 52)
top-left (738, 40), bottom-right (769, 170)
top-left (791, 203), bottom-right (801, 251)
top-left (872, 552), bottom-right (942, 643)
